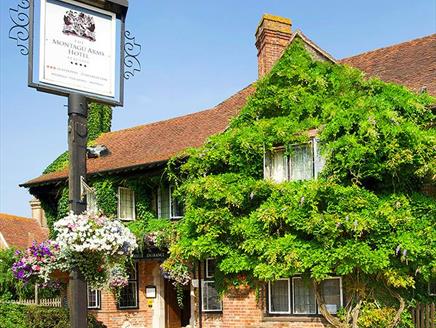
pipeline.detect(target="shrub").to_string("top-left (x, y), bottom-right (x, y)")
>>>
top-left (0, 303), bottom-right (27, 328)
top-left (0, 303), bottom-right (106, 328)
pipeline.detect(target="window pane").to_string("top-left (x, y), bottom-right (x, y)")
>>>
top-left (293, 278), bottom-right (316, 314)
top-left (290, 144), bottom-right (313, 181)
top-left (314, 139), bottom-right (326, 178)
top-left (86, 191), bottom-right (98, 213)
top-left (271, 150), bottom-right (287, 182)
top-left (320, 279), bottom-right (341, 314)
top-left (159, 185), bottom-right (169, 219)
top-left (270, 280), bottom-right (289, 313)
top-left (170, 186), bottom-right (184, 218)
top-left (118, 282), bottom-right (137, 308)
top-left (206, 259), bottom-right (215, 278)
top-left (87, 288), bottom-right (100, 309)
top-left (119, 188), bottom-right (135, 220)
top-left (202, 281), bottom-right (221, 311)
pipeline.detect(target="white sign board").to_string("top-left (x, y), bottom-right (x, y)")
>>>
top-left (39, 0), bottom-right (116, 97)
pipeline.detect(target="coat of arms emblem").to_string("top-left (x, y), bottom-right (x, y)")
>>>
top-left (63, 10), bottom-right (96, 41)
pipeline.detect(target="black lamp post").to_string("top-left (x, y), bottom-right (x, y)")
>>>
top-left (62, 2), bottom-right (128, 327)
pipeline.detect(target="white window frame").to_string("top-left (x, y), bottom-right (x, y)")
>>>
top-left (267, 277), bottom-right (343, 316)
top-left (201, 280), bottom-right (222, 312)
top-left (264, 147), bottom-right (288, 183)
top-left (288, 141), bottom-right (314, 182)
top-left (118, 264), bottom-right (138, 309)
top-left (87, 287), bottom-right (101, 309)
top-left (205, 258), bottom-right (215, 279)
top-left (268, 278), bottom-right (291, 314)
top-left (264, 138), bottom-right (325, 183)
top-left (169, 185), bottom-right (184, 220)
top-left (117, 187), bottom-right (136, 221)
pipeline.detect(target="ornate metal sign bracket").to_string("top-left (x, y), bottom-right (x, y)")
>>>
top-left (9, 0), bottom-right (30, 56)
top-left (124, 30), bottom-right (141, 80)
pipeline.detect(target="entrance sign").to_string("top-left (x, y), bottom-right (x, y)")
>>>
top-left (8, 0), bottom-right (136, 326)
top-left (39, 0), bottom-right (116, 97)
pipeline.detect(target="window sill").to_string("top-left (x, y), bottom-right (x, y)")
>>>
top-left (263, 316), bottom-right (326, 323)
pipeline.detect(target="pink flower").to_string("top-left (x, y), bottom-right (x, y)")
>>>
top-left (32, 265), bottom-right (41, 271)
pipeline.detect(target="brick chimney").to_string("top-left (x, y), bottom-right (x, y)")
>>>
top-left (255, 14), bottom-right (292, 78)
top-left (30, 198), bottom-right (47, 228)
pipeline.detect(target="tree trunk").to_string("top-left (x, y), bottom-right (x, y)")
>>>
top-left (313, 281), bottom-right (349, 328)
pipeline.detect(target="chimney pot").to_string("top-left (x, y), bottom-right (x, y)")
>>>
top-left (255, 14), bottom-right (292, 78)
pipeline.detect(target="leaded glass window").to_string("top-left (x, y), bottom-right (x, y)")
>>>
top-left (118, 264), bottom-right (138, 309)
top-left (269, 279), bottom-right (291, 314)
top-left (320, 278), bottom-right (342, 314)
top-left (118, 187), bottom-right (135, 220)
top-left (202, 281), bottom-right (222, 312)
top-left (158, 185), bottom-right (169, 219)
top-left (292, 277), bottom-right (316, 314)
top-left (87, 287), bottom-right (101, 309)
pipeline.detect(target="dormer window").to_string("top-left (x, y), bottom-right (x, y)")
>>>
top-left (264, 138), bottom-right (325, 183)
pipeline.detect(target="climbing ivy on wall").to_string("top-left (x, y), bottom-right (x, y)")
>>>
top-left (162, 39), bottom-right (435, 327)
top-left (43, 103), bottom-right (112, 174)
top-left (35, 38), bottom-right (435, 327)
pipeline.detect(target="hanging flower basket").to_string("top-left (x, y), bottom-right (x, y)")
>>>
top-left (12, 212), bottom-right (138, 292)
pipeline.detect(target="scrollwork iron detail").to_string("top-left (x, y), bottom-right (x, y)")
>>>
top-left (124, 30), bottom-right (141, 79)
top-left (9, 0), bottom-right (30, 56)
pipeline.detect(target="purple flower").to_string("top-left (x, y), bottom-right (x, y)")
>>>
top-left (396, 245), bottom-right (401, 255)
top-left (402, 249), bottom-right (407, 257)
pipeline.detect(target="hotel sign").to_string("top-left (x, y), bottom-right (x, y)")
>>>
top-left (39, 0), bottom-right (116, 97)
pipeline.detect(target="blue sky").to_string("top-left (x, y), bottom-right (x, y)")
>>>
top-left (1, 0), bottom-right (435, 217)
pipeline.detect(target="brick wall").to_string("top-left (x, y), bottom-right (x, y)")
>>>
top-left (193, 262), bottom-right (328, 328)
top-left (91, 260), bottom-right (162, 328)
top-left (197, 287), bottom-right (328, 328)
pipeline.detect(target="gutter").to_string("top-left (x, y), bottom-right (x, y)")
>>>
top-left (19, 159), bottom-right (168, 188)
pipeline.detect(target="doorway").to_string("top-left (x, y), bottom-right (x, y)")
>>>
top-left (164, 279), bottom-right (191, 328)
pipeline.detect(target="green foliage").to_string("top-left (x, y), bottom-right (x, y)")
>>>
top-left (0, 303), bottom-right (27, 328)
top-left (87, 103), bottom-right (112, 141)
top-left (93, 178), bottom-right (118, 216)
top-left (43, 103), bottom-right (112, 174)
top-left (0, 303), bottom-right (107, 328)
top-left (43, 152), bottom-right (69, 175)
top-left (163, 38), bottom-right (435, 325)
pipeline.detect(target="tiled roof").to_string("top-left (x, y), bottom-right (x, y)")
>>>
top-left (340, 34), bottom-right (436, 96)
top-left (0, 213), bottom-right (49, 249)
top-left (22, 84), bottom-right (255, 186)
top-left (22, 35), bottom-right (435, 187)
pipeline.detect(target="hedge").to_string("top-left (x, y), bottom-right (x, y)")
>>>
top-left (0, 303), bottom-right (106, 328)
